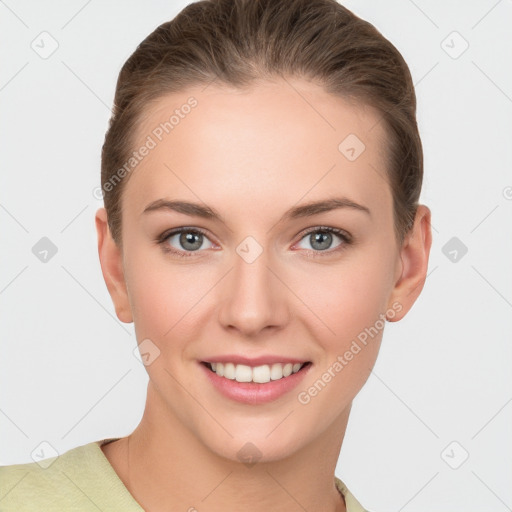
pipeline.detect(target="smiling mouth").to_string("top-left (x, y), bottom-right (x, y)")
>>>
top-left (202, 361), bottom-right (311, 384)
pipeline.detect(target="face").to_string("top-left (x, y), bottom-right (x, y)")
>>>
top-left (101, 78), bottom-right (418, 463)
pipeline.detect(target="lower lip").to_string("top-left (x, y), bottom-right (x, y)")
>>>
top-left (200, 362), bottom-right (311, 405)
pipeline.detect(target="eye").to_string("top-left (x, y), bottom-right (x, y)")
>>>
top-left (157, 227), bottom-right (215, 257)
top-left (157, 226), bottom-right (352, 258)
top-left (294, 226), bottom-right (352, 255)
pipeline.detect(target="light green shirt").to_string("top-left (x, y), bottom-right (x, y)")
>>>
top-left (0, 439), bottom-right (368, 511)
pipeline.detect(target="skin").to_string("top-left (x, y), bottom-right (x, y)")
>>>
top-left (95, 77), bottom-right (432, 512)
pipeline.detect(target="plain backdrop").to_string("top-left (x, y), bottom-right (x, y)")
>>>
top-left (1, 1), bottom-right (511, 511)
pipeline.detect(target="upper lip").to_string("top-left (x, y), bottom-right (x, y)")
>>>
top-left (202, 355), bottom-right (310, 366)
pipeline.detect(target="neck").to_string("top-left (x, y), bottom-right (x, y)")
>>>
top-left (103, 382), bottom-right (350, 512)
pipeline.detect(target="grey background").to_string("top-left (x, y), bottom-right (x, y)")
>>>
top-left (1, 1), bottom-right (511, 510)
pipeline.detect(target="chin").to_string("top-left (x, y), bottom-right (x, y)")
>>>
top-left (202, 424), bottom-right (310, 466)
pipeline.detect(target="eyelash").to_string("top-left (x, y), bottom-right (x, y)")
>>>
top-left (156, 226), bottom-right (352, 258)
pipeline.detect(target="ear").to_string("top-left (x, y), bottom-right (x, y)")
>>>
top-left (386, 204), bottom-right (432, 321)
top-left (95, 208), bottom-right (133, 323)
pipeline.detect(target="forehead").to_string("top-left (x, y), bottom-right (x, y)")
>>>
top-left (122, 78), bottom-right (392, 223)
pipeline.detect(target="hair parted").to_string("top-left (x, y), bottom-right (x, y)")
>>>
top-left (101, 0), bottom-right (423, 247)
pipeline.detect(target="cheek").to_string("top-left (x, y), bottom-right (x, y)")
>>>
top-left (292, 251), bottom-right (395, 345)
top-left (294, 259), bottom-right (390, 417)
top-left (125, 250), bottom-right (215, 344)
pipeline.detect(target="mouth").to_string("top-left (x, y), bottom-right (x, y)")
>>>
top-left (201, 361), bottom-right (311, 384)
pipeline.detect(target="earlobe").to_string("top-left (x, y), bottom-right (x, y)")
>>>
top-left (386, 205), bottom-right (432, 322)
top-left (95, 208), bottom-right (133, 324)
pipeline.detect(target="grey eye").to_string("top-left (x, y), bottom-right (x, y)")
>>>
top-left (297, 230), bottom-right (343, 252)
top-left (179, 232), bottom-right (204, 251)
top-left (166, 230), bottom-right (213, 252)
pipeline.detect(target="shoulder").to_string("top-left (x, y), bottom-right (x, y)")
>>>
top-left (335, 476), bottom-right (372, 512)
top-left (0, 445), bottom-right (81, 511)
top-left (0, 439), bottom-right (141, 512)
top-left (0, 459), bottom-right (62, 508)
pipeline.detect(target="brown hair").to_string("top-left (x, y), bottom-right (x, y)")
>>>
top-left (101, 0), bottom-right (423, 248)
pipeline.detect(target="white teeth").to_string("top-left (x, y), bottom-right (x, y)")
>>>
top-left (208, 361), bottom-right (305, 383)
top-left (235, 364), bottom-right (252, 382)
top-left (270, 363), bottom-right (283, 380)
top-left (252, 365), bottom-right (271, 383)
top-left (224, 362), bottom-right (236, 380)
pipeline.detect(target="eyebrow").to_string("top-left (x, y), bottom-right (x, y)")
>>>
top-left (142, 197), bottom-right (371, 224)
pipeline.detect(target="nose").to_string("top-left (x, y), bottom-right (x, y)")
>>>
top-left (217, 242), bottom-right (289, 337)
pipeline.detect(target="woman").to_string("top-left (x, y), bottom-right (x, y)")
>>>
top-left (0, 0), bottom-right (431, 510)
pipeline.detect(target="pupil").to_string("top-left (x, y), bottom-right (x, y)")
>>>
top-left (311, 232), bottom-right (331, 251)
